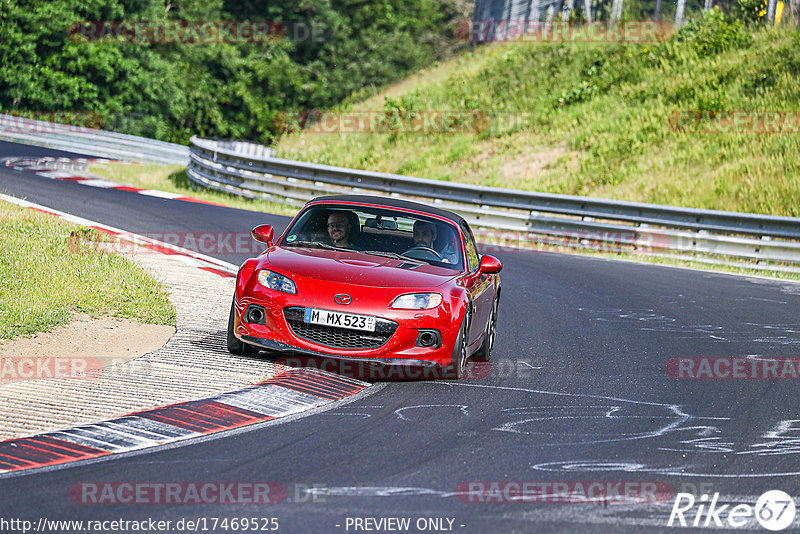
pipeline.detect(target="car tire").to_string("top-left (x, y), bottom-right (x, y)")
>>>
top-left (227, 297), bottom-right (260, 357)
top-left (474, 295), bottom-right (499, 362)
top-left (443, 312), bottom-right (469, 379)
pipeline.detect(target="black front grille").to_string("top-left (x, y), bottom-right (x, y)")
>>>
top-left (284, 307), bottom-right (397, 350)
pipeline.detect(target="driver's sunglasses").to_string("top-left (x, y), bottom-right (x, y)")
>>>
top-left (327, 222), bottom-right (347, 229)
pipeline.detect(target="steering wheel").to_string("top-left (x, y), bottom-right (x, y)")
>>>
top-left (402, 246), bottom-right (442, 262)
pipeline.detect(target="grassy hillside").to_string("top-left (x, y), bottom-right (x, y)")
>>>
top-left (276, 12), bottom-right (800, 217)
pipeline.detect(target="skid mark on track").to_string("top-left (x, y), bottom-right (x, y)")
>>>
top-left (394, 405), bottom-right (470, 421)
top-left (578, 307), bottom-right (800, 345)
top-left (432, 382), bottom-right (800, 478)
top-left (442, 382), bottom-right (691, 446)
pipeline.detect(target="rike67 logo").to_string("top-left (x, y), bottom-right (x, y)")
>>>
top-left (668, 490), bottom-right (796, 531)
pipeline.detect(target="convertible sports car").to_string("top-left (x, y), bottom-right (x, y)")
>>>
top-left (227, 195), bottom-right (502, 379)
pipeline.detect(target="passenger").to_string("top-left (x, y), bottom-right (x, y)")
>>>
top-left (436, 224), bottom-right (461, 265)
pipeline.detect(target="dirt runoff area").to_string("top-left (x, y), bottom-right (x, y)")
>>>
top-left (0, 314), bottom-right (174, 384)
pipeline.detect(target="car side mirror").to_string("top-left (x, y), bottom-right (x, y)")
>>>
top-left (479, 255), bottom-right (503, 274)
top-left (251, 224), bottom-right (274, 247)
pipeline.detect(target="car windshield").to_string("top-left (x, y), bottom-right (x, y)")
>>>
top-left (279, 204), bottom-right (465, 270)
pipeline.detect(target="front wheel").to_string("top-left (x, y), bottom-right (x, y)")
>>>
top-left (227, 297), bottom-right (260, 356)
top-left (474, 296), bottom-right (499, 362)
top-left (442, 313), bottom-right (469, 379)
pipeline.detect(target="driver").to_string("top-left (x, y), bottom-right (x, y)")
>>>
top-left (410, 221), bottom-right (457, 264)
top-left (412, 220), bottom-right (437, 249)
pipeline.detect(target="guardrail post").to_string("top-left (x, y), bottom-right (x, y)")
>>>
top-left (611, 0), bottom-right (624, 21)
top-left (766, 0), bottom-right (778, 23)
top-left (562, 0), bottom-right (575, 20)
top-left (675, 0), bottom-right (686, 27)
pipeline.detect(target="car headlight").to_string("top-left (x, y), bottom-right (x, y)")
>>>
top-left (390, 293), bottom-right (442, 310)
top-left (257, 269), bottom-right (296, 294)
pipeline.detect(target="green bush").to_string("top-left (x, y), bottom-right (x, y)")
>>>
top-left (558, 79), bottom-right (601, 106)
top-left (0, 0), bottom-right (468, 145)
top-left (733, 0), bottom-right (769, 23)
top-left (675, 7), bottom-right (753, 55)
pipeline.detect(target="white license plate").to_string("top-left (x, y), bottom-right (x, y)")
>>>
top-left (303, 308), bottom-right (376, 332)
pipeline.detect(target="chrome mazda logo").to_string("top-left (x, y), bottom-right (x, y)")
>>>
top-left (334, 294), bottom-right (351, 305)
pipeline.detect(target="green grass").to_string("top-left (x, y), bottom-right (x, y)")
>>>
top-left (89, 163), bottom-right (297, 216)
top-left (0, 201), bottom-right (176, 340)
top-left (275, 16), bottom-right (800, 217)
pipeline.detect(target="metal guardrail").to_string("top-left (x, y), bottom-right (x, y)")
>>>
top-left (0, 113), bottom-right (188, 165)
top-left (188, 136), bottom-right (800, 270)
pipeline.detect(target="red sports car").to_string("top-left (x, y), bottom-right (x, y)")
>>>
top-left (227, 195), bottom-right (502, 379)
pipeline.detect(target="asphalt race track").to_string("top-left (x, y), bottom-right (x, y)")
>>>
top-left (2, 140), bottom-right (800, 533)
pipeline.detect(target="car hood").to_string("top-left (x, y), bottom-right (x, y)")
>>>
top-left (265, 246), bottom-right (459, 288)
